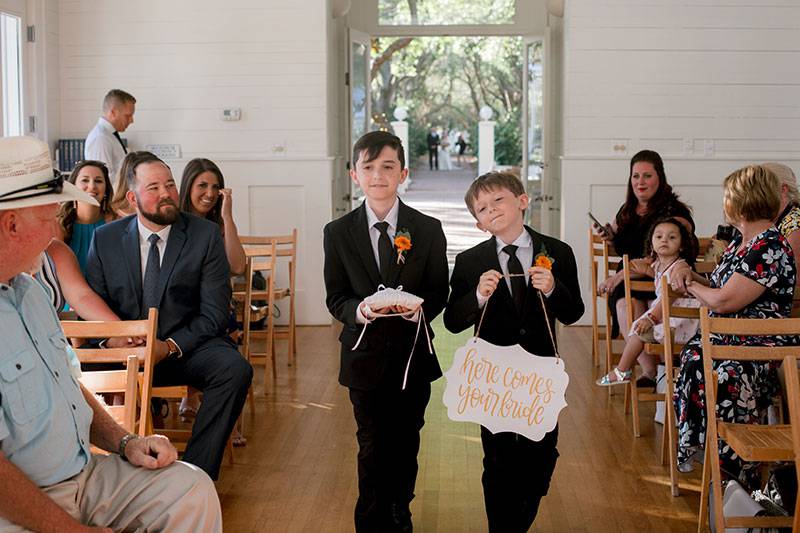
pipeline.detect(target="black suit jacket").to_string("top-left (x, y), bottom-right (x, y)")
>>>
top-left (426, 133), bottom-right (440, 148)
top-left (86, 213), bottom-right (233, 355)
top-left (323, 200), bottom-right (449, 390)
top-left (444, 226), bottom-right (584, 356)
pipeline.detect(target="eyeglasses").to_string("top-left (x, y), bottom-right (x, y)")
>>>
top-left (0, 170), bottom-right (63, 204)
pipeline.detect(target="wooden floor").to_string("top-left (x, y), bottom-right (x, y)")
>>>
top-left (215, 322), bottom-right (703, 532)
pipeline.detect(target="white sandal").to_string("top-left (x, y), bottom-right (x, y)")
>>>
top-left (596, 367), bottom-right (632, 387)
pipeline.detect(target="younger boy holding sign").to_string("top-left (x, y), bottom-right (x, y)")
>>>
top-left (444, 172), bottom-right (583, 532)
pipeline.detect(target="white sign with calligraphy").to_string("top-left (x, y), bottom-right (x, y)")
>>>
top-left (442, 338), bottom-right (569, 441)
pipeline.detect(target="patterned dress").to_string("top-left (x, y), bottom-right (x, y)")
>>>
top-left (673, 227), bottom-right (795, 488)
top-left (777, 203), bottom-right (800, 238)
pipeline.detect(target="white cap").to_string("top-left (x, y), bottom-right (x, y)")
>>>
top-left (0, 136), bottom-right (98, 210)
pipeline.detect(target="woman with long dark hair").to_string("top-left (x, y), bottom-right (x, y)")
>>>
top-left (595, 150), bottom-right (696, 384)
top-left (57, 160), bottom-right (117, 274)
top-left (179, 158), bottom-right (246, 275)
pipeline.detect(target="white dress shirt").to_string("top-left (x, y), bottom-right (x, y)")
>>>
top-left (136, 218), bottom-right (171, 283)
top-left (84, 117), bottom-right (126, 181)
top-left (365, 198), bottom-right (399, 269)
top-left (357, 198), bottom-right (420, 324)
top-left (476, 229), bottom-right (552, 308)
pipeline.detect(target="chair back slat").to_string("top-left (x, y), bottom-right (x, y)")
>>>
top-left (72, 347), bottom-right (147, 363)
top-left (703, 316), bottom-right (800, 336)
top-left (61, 319), bottom-right (151, 338)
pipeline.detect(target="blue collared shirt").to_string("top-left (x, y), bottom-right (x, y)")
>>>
top-left (0, 274), bottom-right (93, 487)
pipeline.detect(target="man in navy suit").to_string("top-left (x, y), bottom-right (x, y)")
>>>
top-left (86, 151), bottom-right (252, 480)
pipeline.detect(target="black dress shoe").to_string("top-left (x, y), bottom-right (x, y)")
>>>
top-left (389, 503), bottom-right (412, 532)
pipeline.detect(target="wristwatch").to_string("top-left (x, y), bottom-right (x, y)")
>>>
top-left (165, 338), bottom-right (182, 358)
top-left (118, 433), bottom-right (140, 461)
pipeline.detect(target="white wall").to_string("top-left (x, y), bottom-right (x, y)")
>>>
top-left (560, 0), bottom-right (800, 325)
top-left (58, 0), bottom-right (336, 324)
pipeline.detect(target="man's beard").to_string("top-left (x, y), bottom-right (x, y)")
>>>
top-left (139, 199), bottom-right (179, 226)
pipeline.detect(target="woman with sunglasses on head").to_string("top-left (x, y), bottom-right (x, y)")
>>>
top-left (57, 160), bottom-right (117, 274)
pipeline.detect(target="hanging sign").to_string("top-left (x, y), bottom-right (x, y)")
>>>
top-left (442, 337), bottom-right (569, 441)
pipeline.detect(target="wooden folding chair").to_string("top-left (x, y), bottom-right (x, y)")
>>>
top-left (61, 308), bottom-right (159, 437)
top-left (233, 242), bottom-right (278, 396)
top-left (641, 275), bottom-right (702, 495)
top-left (588, 229), bottom-right (622, 373)
top-left (697, 311), bottom-right (797, 532)
top-left (62, 309), bottom-right (234, 465)
top-left (625, 239), bottom-right (717, 439)
top-left (79, 354), bottom-right (140, 434)
top-left (241, 230), bottom-right (298, 366)
top-left (784, 354), bottom-right (800, 532)
top-left (622, 254), bottom-right (658, 437)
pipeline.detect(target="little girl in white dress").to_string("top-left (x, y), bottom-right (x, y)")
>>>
top-left (634, 257), bottom-right (699, 345)
top-left (597, 218), bottom-right (700, 386)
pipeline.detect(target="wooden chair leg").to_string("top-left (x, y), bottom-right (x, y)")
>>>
top-left (697, 440), bottom-right (712, 533)
top-left (666, 400), bottom-right (680, 496)
top-left (288, 300), bottom-right (297, 366)
top-left (630, 376), bottom-right (641, 437)
top-left (660, 409), bottom-right (669, 466)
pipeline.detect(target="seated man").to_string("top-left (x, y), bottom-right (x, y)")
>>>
top-left (86, 150), bottom-right (252, 480)
top-left (0, 136), bottom-right (221, 532)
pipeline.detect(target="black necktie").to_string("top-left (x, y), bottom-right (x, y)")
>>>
top-left (503, 244), bottom-right (526, 314)
top-left (374, 221), bottom-right (393, 282)
top-left (113, 131), bottom-right (128, 154)
top-left (141, 234), bottom-right (160, 317)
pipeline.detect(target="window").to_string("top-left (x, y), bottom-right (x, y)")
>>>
top-left (379, 0), bottom-right (515, 26)
top-left (1, 12), bottom-right (23, 136)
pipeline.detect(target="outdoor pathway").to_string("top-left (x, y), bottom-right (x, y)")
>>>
top-left (401, 159), bottom-right (485, 267)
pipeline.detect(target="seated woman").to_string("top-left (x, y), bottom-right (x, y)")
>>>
top-left (671, 165), bottom-right (795, 487)
top-left (596, 149), bottom-right (696, 385)
top-left (57, 160), bottom-right (117, 274)
top-left (178, 158), bottom-right (247, 444)
top-left (765, 162), bottom-right (800, 311)
top-left (110, 152), bottom-right (138, 217)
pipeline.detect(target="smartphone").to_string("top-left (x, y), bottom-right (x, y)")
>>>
top-left (588, 212), bottom-right (610, 236)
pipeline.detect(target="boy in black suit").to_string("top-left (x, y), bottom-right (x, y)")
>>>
top-left (444, 172), bottom-right (583, 532)
top-left (323, 131), bottom-right (448, 532)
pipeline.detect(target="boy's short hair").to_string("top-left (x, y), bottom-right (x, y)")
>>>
top-left (464, 171), bottom-right (526, 217)
top-left (352, 131), bottom-right (405, 170)
top-left (723, 165), bottom-right (781, 223)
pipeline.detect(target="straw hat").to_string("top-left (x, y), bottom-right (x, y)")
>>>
top-left (0, 136), bottom-right (98, 210)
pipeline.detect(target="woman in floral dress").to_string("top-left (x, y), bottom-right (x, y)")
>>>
top-left (670, 165), bottom-right (796, 488)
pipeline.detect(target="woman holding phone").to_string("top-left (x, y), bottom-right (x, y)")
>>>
top-left (595, 149), bottom-right (696, 385)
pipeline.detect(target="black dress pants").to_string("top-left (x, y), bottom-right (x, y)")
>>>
top-left (348, 382), bottom-right (431, 533)
top-left (428, 147), bottom-right (438, 170)
top-left (480, 426), bottom-right (559, 533)
top-left (153, 337), bottom-right (253, 480)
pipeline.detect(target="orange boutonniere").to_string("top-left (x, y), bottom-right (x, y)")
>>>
top-left (394, 229), bottom-right (412, 264)
top-left (534, 244), bottom-right (554, 270)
